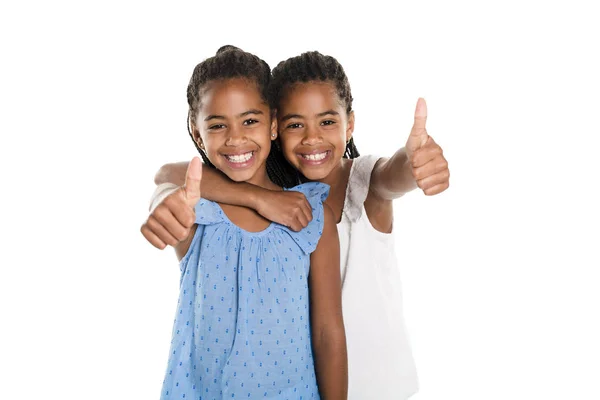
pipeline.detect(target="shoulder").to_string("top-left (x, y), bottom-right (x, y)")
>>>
top-left (353, 154), bottom-right (382, 179)
top-left (288, 181), bottom-right (330, 202)
top-left (320, 203), bottom-right (339, 240)
top-left (310, 202), bottom-right (339, 258)
top-left (344, 155), bottom-right (384, 222)
top-left (322, 202), bottom-right (335, 227)
top-left (349, 155), bottom-right (394, 233)
top-left (274, 184), bottom-right (331, 255)
top-left (194, 198), bottom-right (227, 226)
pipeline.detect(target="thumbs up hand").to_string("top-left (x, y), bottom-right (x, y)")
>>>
top-left (141, 157), bottom-right (203, 249)
top-left (405, 98), bottom-right (449, 196)
top-left (181, 156), bottom-right (203, 208)
top-left (406, 98), bottom-right (430, 157)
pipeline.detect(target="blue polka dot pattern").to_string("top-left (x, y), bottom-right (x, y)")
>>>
top-left (160, 182), bottom-right (329, 399)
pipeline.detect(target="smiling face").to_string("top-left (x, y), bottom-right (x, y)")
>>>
top-left (277, 81), bottom-right (354, 181)
top-left (191, 77), bottom-right (277, 186)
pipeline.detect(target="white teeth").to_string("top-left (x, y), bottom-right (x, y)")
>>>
top-left (302, 152), bottom-right (328, 161)
top-left (225, 151), bottom-right (253, 163)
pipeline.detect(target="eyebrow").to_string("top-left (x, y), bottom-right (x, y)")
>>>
top-left (204, 109), bottom-right (263, 122)
top-left (239, 109), bottom-right (263, 117)
top-left (204, 114), bottom-right (225, 121)
top-left (280, 110), bottom-right (339, 122)
top-left (317, 110), bottom-right (339, 117)
top-left (280, 113), bottom-right (303, 122)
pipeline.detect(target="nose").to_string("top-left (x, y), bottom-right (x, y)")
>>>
top-left (225, 125), bottom-right (248, 146)
top-left (301, 125), bottom-right (323, 146)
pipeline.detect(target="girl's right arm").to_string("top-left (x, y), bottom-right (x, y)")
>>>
top-left (152, 161), bottom-right (313, 231)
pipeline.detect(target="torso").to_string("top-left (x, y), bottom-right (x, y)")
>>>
top-left (162, 183), bottom-right (329, 400)
top-left (330, 155), bottom-right (419, 400)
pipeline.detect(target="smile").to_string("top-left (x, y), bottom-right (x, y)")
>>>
top-left (301, 151), bottom-right (329, 161)
top-left (223, 151), bottom-right (254, 163)
top-left (297, 150), bottom-right (332, 165)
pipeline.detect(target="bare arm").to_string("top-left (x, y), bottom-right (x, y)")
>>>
top-left (309, 204), bottom-right (347, 400)
top-left (370, 148), bottom-right (418, 200)
top-left (155, 161), bottom-right (265, 209)
top-left (153, 161), bottom-right (313, 231)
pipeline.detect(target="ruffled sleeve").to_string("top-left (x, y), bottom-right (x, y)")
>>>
top-left (275, 182), bottom-right (330, 255)
top-left (194, 198), bottom-right (227, 226)
top-left (178, 199), bottom-right (226, 268)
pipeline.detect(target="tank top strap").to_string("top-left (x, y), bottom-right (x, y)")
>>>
top-left (343, 154), bottom-right (381, 223)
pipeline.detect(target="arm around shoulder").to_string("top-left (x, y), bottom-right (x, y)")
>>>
top-left (154, 161), bottom-right (190, 186)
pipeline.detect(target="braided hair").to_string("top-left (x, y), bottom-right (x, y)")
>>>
top-left (186, 45), bottom-right (299, 188)
top-left (270, 51), bottom-right (360, 159)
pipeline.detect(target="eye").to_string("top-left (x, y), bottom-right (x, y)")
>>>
top-left (208, 123), bottom-right (226, 130)
top-left (286, 123), bottom-right (303, 129)
top-left (243, 119), bottom-right (259, 126)
top-left (321, 120), bottom-right (336, 126)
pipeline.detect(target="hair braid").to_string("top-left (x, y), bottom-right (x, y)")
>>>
top-left (344, 137), bottom-right (360, 159)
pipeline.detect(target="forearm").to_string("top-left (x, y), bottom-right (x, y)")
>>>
top-left (198, 166), bottom-right (264, 208)
top-left (313, 327), bottom-right (348, 400)
top-left (154, 162), bottom-right (189, 186)
top-left (371, 147), bottom-right (418, 200)
top-left (153, 161), bottom-right (267, 209)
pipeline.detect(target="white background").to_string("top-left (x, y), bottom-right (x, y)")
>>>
top-left (1, 0), bottom-right (599, 399)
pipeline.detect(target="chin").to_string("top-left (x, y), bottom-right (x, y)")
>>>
top-left (297, 167), bottom-right (331, 181)
top-left (225, 171), bottom-right (256, 182)
top-left (214, 165), bottom-right (255, 183)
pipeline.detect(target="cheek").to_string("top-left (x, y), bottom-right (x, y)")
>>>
top-left (279, 139), bottom-right (297, 158)
top-left (255, 129), bottom-right (275, 150)
top-left (201, 136), bottom-right (221, 157)
top-left (335, 126), bottom-right (348, 142)
top-left (334, 133), bottom-right (346, 147)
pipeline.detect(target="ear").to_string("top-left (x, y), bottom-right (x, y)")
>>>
top-left (270, 111), bottom-right (278, 141)
top-left (190, 123), bottom-right (204, 149)
top-left (345, 111), bottom-right (355, 142)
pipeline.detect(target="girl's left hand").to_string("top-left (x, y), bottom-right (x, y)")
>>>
top-left (405, 98), bottom-right (450, 196)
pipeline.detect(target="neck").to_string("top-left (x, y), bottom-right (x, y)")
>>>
top-left (317, 158), bottom-right (350, 187)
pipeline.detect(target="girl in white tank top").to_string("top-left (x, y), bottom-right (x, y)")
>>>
top-left (338, 155), bottom-right (419, 399)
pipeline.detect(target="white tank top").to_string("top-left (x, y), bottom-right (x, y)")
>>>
top-left (338, 155), bottom-right (419, 400)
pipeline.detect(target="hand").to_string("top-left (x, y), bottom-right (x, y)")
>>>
top-left (140, 157), bottom-right (203, 249)
top-left (255, 190), bottom-right (313, 232)
top-left (405, 98), bottom-right (450, 196)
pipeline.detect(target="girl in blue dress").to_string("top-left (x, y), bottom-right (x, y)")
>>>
top-left (158, 46), bottom-right (347, 399)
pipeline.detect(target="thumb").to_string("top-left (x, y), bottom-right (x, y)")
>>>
top-left (407, 98), bottom-right (429, 152)
top-left (183, 156), bottom-right (202, 207)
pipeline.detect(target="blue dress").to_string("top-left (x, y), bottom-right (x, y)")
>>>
top-left (161, 182), bottom-right (330, 400)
